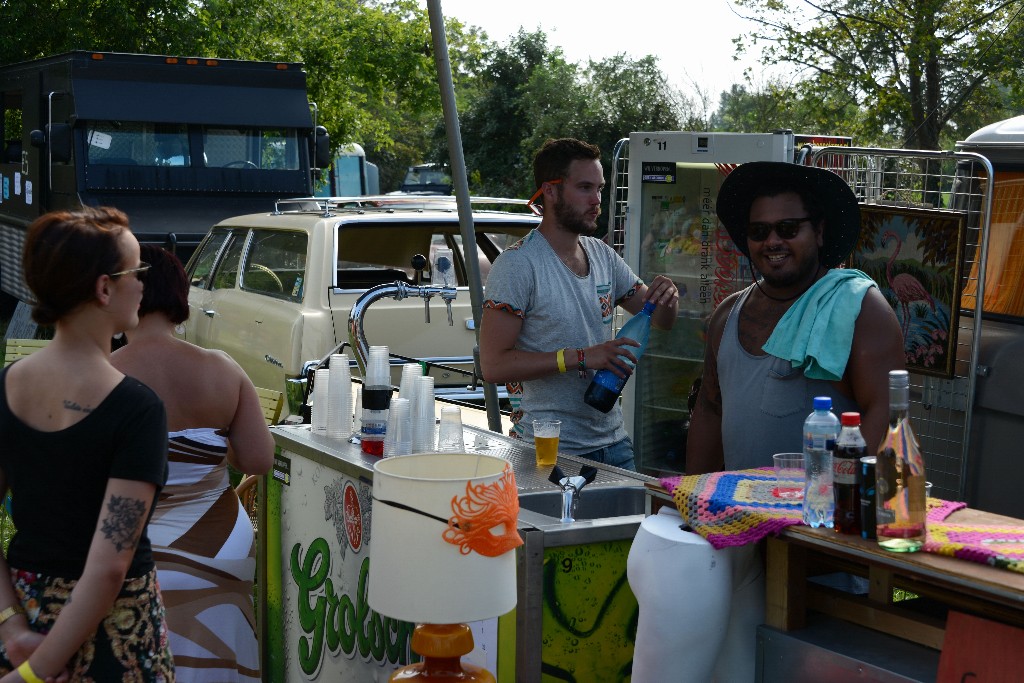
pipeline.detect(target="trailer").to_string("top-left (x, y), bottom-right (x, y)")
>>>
top-left (0, 50), bottom-right (329, 303)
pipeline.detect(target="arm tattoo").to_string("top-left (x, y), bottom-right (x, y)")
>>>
top-left (100, 495), bottom-right (146, 552)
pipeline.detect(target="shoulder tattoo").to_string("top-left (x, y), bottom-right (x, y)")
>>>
top-left (101, 495), bottom-right (146, 552)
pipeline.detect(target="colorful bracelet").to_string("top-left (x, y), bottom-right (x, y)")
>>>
top-left (17, 660), bottom-right (45, 683)
top-left (576, 348), bottom-right (586, 378)
top-left (555, 348), bottom-right (567, 373)
top-left (0, 604), bottom-right (24, 628)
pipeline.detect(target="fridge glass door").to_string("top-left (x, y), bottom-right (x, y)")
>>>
top-left (632, 162), bottom-right (750, 476)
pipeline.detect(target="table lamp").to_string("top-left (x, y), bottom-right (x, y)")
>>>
top-left (369, 452), bottom-right (522, 682)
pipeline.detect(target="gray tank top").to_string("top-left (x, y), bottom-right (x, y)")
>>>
top-left (719, 285), bottom-right (858, 470)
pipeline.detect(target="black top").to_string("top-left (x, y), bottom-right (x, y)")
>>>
top-left (0, 367), bottom-right (168, 579)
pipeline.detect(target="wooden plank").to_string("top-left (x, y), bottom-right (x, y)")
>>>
top-left (4, 339), bottom-right (49, 367)
top-left (869, 565), bottom-right (894, 605)
top-left (806, 583), bottom-right (946, 649)
top-left (765, 536), bottom-right (807, 631)
top-left (255, 387), bottom-right (284, 426)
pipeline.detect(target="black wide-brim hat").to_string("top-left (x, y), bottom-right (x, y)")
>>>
top-left (716, 162), bottom-right (861, 269)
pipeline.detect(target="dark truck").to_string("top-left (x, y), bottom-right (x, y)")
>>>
top-left (0, 50), bottom-right (329, 303)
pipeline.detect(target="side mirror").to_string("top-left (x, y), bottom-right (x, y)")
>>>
top-left (313, 126), bottom-right (330, 169)
top-left (28, 124), bottom-right (72, 162)
top-left (47, 124), bottom-right (72, 162)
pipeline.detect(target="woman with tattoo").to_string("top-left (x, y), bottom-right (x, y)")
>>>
top-left (112, 245), bottom-right (273, 681)
top-left (0, 207), bottom-right (175, 682)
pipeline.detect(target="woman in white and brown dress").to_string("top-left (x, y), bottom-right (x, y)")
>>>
top-left (112, 245), bottom-right (273, 682)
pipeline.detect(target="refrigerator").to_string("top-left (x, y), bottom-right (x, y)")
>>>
top-left (619, 130), bottom-right (799, 476)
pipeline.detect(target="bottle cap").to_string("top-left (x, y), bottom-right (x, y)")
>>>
top-left (888, 369), bottom-right (910, 388)
top-left (841, 412), bottom-right (861, 426)
top-left (813, 396), bottom-right (832, 410)
top-left (641, 301), bottom-right (656, 314)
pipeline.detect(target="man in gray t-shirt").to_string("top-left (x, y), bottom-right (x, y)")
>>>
top-left (480, 138), bottom-right (679, 470)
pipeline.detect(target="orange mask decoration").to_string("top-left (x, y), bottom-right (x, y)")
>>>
top-left (443, 466), bottom-right (523, 557)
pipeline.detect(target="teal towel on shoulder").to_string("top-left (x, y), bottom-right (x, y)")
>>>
top-left (762, 269), bottom-right (876, 381)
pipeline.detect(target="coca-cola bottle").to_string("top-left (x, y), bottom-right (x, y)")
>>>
top-left (834, 412), bottom-right (866, 535)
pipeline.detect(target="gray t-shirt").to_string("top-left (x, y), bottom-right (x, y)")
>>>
top-left (484, 230), bottom-right (642, 455)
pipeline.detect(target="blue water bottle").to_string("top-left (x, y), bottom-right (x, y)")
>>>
top-left (803, 396), bottom-right (840, 528)
top-left (584, 302), bottom-right (656, 413)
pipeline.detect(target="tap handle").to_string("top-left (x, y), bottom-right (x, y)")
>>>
top-left (411, 254), bottom-right (428, 286)
top-left (548, 465), bottom-right (566, 486)
top-left (580, 466), bottom-right (597, 486)
top-left (445, 299), bottom-right (454, 326)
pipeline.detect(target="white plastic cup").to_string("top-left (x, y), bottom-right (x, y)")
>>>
top-left (436, 406), bottom-right (464, 452)
top-left (384, 397), bottom-right (411, 457)
top-left (413, 375), bottom-right (435, 452)
top-left (399, 363), bottom-right (421, 404)
top-left (367, 345), bottom-right (390, 386)
top-left (326, 354), bottom-right (352, 439)
top-left (311, 368), bottom-right (330, 433)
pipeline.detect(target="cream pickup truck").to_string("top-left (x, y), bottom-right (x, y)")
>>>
top-left (181, 196), bottom-right (538, 416)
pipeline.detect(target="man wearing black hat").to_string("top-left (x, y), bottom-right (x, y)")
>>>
top-left (687, 162), bottom-right (904, 473)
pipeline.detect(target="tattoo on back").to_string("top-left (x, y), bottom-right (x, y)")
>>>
top-left (101, 495), bottom-right (146, 552)
top-left (63, 400), bottom-right (92, 413)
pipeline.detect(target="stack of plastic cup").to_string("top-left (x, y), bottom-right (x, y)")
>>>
top-left (436, 406), bottom-right (464, 452)
top-left (326, 354), bottom-right (352, 440)
top-left (398, 363), bottom-right (421, 404)
top-left (412, 375), bottom-right (435, 452)
top-left (311, 367), bottom-right (330, 434)
top-left (383, 397), bottom-right (411, 457)
top-left (361, 346), bottom-right (392, 456)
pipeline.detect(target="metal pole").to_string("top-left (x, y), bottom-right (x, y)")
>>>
top-left (426, 0), bottom-right (503, 432)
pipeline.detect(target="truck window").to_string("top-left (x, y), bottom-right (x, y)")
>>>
top-left (86, 121), bottom-right (189, 167)
top-left (203, 126), bottom-right (300, 170)
top-left (242, 229), bottom-right (307, 301)
top-left (2, 93), bottom-right (23, 164)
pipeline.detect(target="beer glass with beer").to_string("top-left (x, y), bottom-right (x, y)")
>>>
top-left (532, 419), bottom-right (561, 467)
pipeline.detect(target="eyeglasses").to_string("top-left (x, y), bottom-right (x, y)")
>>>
top-left (746, 217), bottom-right (811, 242)
top-left (109, 261), bottom-right (151, 281)
top-left (526, 179), bottom-right (562, 216)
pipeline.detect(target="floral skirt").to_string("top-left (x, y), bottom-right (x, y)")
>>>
top-left (0, 567), bottom-right (175, 682)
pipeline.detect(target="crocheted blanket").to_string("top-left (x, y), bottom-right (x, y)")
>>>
top-left (660, 468), bottom-right (803, 549)
top-left (924, 499), bottom-right (1024, 574)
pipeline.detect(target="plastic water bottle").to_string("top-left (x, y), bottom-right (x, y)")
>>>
top-left (584, 302), bottom-right (656, 413)
top-left (803, 396), bottom-right (840, 528)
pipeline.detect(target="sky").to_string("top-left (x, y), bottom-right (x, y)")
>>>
top-left (426, 0), bottom-right (788, 106)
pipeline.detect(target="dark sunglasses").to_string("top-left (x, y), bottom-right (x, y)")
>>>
top-left (109, 261), bottom-right (151, 281)
top-left (746, 217), bottom-right (810, 242)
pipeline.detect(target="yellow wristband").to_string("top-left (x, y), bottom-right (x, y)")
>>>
top-left (0, 604), bottom-right (23, 627)
top-left (17, 660), bottom-right (45, 683)
top-left (555, 348), bottom-right (567, 373)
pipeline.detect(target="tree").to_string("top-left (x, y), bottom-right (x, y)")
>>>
top-left (732, 0), bottom-right (1024, 150)
top-left (449, 31), bottom-right (701, 201)
top-left (0, 0), bottom-right (205, 63)
top-left (710, 79), bottom-right (861, 135)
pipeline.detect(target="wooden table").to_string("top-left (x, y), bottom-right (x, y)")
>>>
top-left (766, 508), bottom-right (1024, 649)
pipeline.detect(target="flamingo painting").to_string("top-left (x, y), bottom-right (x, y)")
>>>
top-left (882, 230), bottom-right (937, 339)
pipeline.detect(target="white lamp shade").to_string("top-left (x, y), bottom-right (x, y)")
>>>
top-left (369, 452), bottom-right (519, 624)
